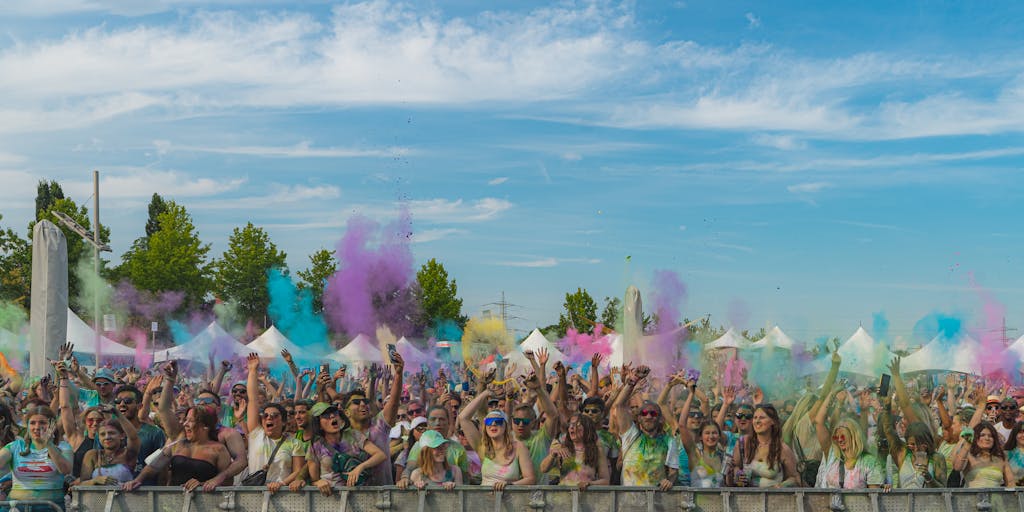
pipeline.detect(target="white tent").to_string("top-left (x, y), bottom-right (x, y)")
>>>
top-left (247, 326), bottom-right (308, 359)
top-left (154, 322), bottom-right (249, 362)
top-left (67, 308), bottom-right (137, 357)
top-left (801, 326), bottom-right (896, 377)
top-left (705, 328), bottom-right (752, 350)
top-left (395, 337), bottom-right (433, 365)
top-left (902, 333), bottom-right (982, 375)
top-left (501, 348), bottom-right (533, 378)
top-left (608, 334), bottom-right (624, 367)
top-left (749, 326), bottom-right (797, 350)
top-left (328, 334), bottom-right (384, 368)
top-left (519, 329), bottom-right (566, 366)
top-left (1005, 335), bottom-right (1024, 361)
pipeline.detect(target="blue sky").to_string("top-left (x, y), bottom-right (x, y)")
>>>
top-left (1, 0), bottom-right (1023, 343)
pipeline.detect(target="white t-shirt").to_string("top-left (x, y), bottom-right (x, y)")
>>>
top-left (246, 427), bottom-right (297, 483)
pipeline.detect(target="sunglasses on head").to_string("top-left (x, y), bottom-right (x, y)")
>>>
top-left (639, 410), bottom-right (660, 418)
top-left (484, 418), bottom-right (505, 427)
top-left (512, 417), bottom-right (532, 426)
top-left (113, 398), bottom-right (136, 405)
top-left (735, 413), bottom-right (753, 420)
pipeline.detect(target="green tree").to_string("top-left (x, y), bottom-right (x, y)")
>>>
top-left (296, 248), bottom-right (337, 313)
top-left (415, 258), bottom-right (466, 330)
top-left (0, 214), bottom-right (31, 305)
top-left (145, 193), bottom-right (169, 238)
top-left (214, 222), bottom-right (287, 322)
top-left (122, 202), bottom-right (213, 309)
top-left (556, 288), bottom-right (598, 337)
top-left (35, 180), bottom-right (65, 218)
top-left (600, 296), bottom-right (620, 328)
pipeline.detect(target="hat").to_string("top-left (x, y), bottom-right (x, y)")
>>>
top-left (1002, 397), bottom-right (1017, 405)
top-left (410, 416), bottom-right (428, 430)
top-left (485, 410), bottom-right (506, 422)
top-left (310, 402), bottom-right (337, 418)
top-left (419, 429), bottom-right (448, 449)
top-left (986, 395), bottom-right (1001, 405)
top-left (389, 421), bottom-right (411, 439)
top-left (93, 368), bottom-right (117, 383)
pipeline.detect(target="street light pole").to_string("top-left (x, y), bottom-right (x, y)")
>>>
top-left (93, 170), bottom-right (101, 364)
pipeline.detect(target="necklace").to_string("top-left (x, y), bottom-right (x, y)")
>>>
top-left (101, 446), bottom-right (123, 466)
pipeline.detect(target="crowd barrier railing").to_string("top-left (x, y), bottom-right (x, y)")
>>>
top-left (0, 499), bottom-right (64, 512)
top-left (69, 486), bottom-right (1024, 512)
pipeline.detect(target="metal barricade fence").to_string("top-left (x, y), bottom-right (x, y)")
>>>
top-left (0, 500), bottom-right (64, 512)
top-left (69, 486), bottom-right (1024, 512)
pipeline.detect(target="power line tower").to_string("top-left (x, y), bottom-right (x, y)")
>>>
top-left (483, 291), bottom-right (524, 335)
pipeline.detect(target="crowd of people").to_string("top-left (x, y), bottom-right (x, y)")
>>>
top-left (2, 341), bottom-right (1024, 511)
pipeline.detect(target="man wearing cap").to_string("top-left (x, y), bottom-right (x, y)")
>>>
top-left (340, 353), bottom-right (405, 485)
top-left (76, 368), bottom-right (119, 407)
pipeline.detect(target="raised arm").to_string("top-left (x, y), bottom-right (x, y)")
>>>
top-left (56, 361), bottom-right (82, 448)
top-left (246, 353), bottom-right (262, 434)
top-left (676, 382), bottom-right (698, 458)
top-left (715, 386), bottom-right (735, 432)
top-left (382, 353), bottom-right (404, 426)
top-left (526, 350), bottom-right (560, 438)
top-left (809, 349), bottom-right (842, 419)
top-left (886, 357), bottom-right (921, 425)
top-left (158, 363), bottom-right (182, 439)
top-left (458, 388), bottom-right (491, 450)
top-left (814, 390), bottom-right (835, 457)
top-left (658, 372), bottom-right (685, 432)
top-left (589, 353), bottom-right (602, 399)
top-left (210, 360), bottom-right (231, 395)
top-left (613, 366), bottom-right (648, 435)
top-left (280, 350), bottom-right (301, 398)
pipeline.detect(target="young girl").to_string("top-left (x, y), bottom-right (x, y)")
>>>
top-left (410, 430), bottom-right (462, 490)
top-left (80, 419), bottom-right (139, 485)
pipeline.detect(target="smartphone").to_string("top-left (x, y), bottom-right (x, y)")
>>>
top-left (462, 382), bottom-right (470, 392)
top-left (320, 363), bottom-right (330, 375)
top-left (878, 374), bottom-right (891, 398)
top-left (387, 344), bottom-right (399, 363)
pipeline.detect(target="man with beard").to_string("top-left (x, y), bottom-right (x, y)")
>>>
top-left (114, 385), bottom-right (165, 483)
top-left (613, 365), bottom-right (677, 490)
top-left (340, 353), bottom-right (404, 485)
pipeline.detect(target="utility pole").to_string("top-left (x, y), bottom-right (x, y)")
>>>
top-left (93, 170), bottom-right (100, 363)
top-left (484, 292), bottom-right (524, 336)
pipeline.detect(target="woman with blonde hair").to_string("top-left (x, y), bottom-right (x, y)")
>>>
top-left (458, 387), bottom-right (535, 491)
top-left (410, 430), bottom-right (462, 490)
top-left (814, 391), bottom-right (883, 488)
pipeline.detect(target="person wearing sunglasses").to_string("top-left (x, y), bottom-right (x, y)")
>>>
top-left (114, 385), bottom-right (166, 483)
top-left (812, 390), bottom-right (882, 489)
top-left (393, 416), bottom-right (429, 477)
top-left (994, 398), bottom-right (1018, 445)
top-left (243, 353), bottom-right (304, 493)
top-left (613, 365), bottom-right (677, 490)
top-left (580, 397), bottom-right (621, 482)
top-left (457, 397), bottom-right (535, 491)
top-left (517, 348), bottom-right (564, 484)
top-left (340, 352), bottom-right (405, 486)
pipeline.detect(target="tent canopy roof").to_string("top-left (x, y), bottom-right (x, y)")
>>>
top-left (705, 328), bottom-right (751, 350)
top-left (903, 333), bottom-right (982, 374)
top-left (154, 322), bottom-right (248, 362)
top-left (67, 308), bottom-right (136, 356)
top-left (749, 326), bottom-right (796, 350)
top-left (329, 334), bottom-right (384, 365)
top-left (519, 328), bottom-right (566, 365)
top-left (247, 326), bottom-right (308, 358)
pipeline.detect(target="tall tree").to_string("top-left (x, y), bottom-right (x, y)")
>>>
top-left (145, 193), bottom-right (169, 238)
top-left (122, 202), bottom-right (213, 310)
top-left (296, 248), bottom-right (337, 313)
top-left (214, 222), bottom-right (287, 322)
top-left (35, 180), bottom-right (64, 218)
top-left (556, 288), bottom-right (598, 337)
top-left (600, 296), bottom-right (621, 328)
top-left (415, 258), bottom-right (466, 329)
top-left (0, 214), bottom-right (31, 306)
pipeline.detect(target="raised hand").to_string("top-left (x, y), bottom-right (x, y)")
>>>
top-left (553, 361), bottom-right (566, 377)
top-left (390, 351), bottom-right (404, 371)
top-left (247, 352), bottom-right (260, 371)
top-left (537, 348), bottom-right (550, 367)
top-left (722, 386), bottom-right (737, 404)
top-left (887, 356), bottom-right (901, 376)
top-left (162, 361), bottom-right (178, 380)
top-left (753, 386), bottom-right (765, 405)
top-left (281, 349), bottom-right (293, 364)
top-left (58, 342), bottom-right (74, 361)
top-left (591, 353), bottom-right (603, 369)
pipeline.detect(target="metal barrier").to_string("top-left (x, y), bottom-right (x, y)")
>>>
top-left (69, 486), bottom-right (1024, 512)
top-left (0, 499), bottom-right (64, 512)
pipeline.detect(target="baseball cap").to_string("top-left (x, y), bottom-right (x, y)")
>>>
top-left (419, 429), bottom-right (448, 449)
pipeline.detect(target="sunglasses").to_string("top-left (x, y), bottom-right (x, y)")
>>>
top-left (688, 412), bottom-right (704, 418)
top-left (986, 404), bottom-right (1000, 410)
top-left (512, 418), bottom-right (532, 426)
top-left (231, 388), bottom-right (247, 395)
top-left (428, 417), bottom-right (445, 425)
top-left (832, 433), bottom-right (847, 442)
top-left (407, 408), bottom-right (423, 415)
top-left (262, 412), bottom-right (283, 420)
top-left (487, 400), bottom-right (501, 406)
top-left (414, 425), bottom-right (428, 431)
top-left (639, 410), bottom-right (660, 418)
top-left (113, 398), bottom-right (136, 405)
top-left (193, 397), bottom-right (217, 406)
top-left (1001, 405), bottom-right (1018, 411)
top-left (348, 398), bottom-right (370, 406)
top-left (397, 414), bottom-right (409, 420)
top-left (735, 413), bottom-right (753, 420)
top-left (582, 407), bottom-right (603, 414)
top-left (484, 418), bottom-right (506, 427)
top-left (319, 411), bottom-right (341, 419)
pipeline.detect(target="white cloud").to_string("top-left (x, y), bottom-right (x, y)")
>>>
top-left (411, 228), bottom-right (466, 244)
top-left (409, 198), bottom-right (513, 223)
top-left (787, 182), bottom-right (831, 194)
top-left (752, 133), bottom-right (805, 150)
top-left (745, 12), bottom-right (761, 29)
top-left (496, 257), bottom-right (601, 268)
top-left (0, 151), bottom-right (26, 165)
top-left (163, 140), bottom-right (409, 158)
top-left (488, 177), bottom-right (509, 186)
top-left (704, 241), bottom-right (755, 253)
top-left (61, 169), bottom-right (246, 199)
top-left (190, 183), bottom-right (341, 210)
